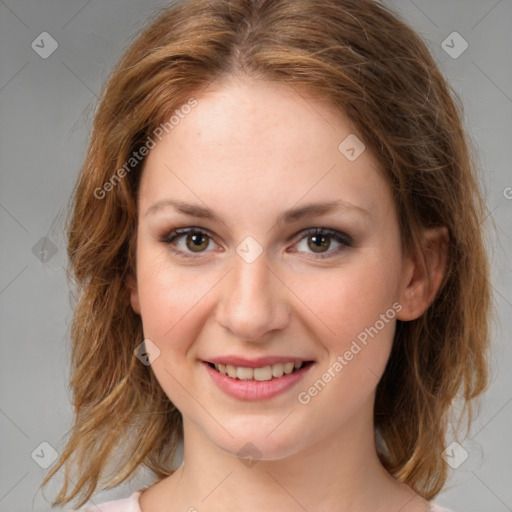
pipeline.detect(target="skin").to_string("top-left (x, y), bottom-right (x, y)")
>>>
top-left (128, 76), bottom-right (448, 512)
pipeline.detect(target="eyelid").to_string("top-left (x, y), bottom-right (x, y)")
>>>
top-left (288, 227), bottom-right (352, 260)
top-left (159, 226), bottom-right (353, 259)
top-left (291, 227), bottom-right (352, 246)
top-left (159, 227), bottom-right (219, 259)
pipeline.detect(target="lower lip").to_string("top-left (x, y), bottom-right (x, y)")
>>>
top-left (203, 361), bottom-right (314, 401)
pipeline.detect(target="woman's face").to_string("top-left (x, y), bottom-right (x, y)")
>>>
top-left (129, 77), bottom-right (414, 460)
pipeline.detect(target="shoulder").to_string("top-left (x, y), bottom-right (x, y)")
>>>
top-left (73, 490), bottom-right (144, 512)
top-left (430, 504), bottom-right (455, 512)
top-left (70, 491), bottom-right (454, 512)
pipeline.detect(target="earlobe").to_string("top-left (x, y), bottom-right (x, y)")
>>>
top-left (126, 273), bottom-right (141, 315)
top-left (396, 226), bottom-right (449, 321)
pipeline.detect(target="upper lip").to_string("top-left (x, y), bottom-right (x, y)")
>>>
top-left (205, 355), bottom-right (314, 368)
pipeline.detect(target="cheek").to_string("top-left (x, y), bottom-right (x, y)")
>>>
top-left (291, 260), bottom-right (399, 425)
top-left (134, 250), bottom-right (211, 408)
top-left (135, 245), bottom-right (209, 349)
top-left (289, 254), bottom-right (402, 404)
top-left (293, 254), bottom-right (400, 344)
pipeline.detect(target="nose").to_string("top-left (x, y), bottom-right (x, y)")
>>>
top-left (215, 249), bottom-right (290, 343)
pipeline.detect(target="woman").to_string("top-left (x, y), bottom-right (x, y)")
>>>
top-left (41, 1), bottom-right (492, 511)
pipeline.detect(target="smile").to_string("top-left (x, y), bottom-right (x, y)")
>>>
top-left (203, 360), bottom-right (315, 401)
top-left (208, 361), bottom-right (308, 381)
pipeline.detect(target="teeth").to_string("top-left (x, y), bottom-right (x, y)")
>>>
top-left (283, 362), bottom-right (295, 374)
top-left (237, 366), bottom-right (254, 380)
top-left (253, 366), bottom-right (273, 381)
top-left (226, 364), bottom-right (237, 378)
top-left (272, 363), bottom-right (284, 378)
top-left (213, 361), bottom-right (304, 381)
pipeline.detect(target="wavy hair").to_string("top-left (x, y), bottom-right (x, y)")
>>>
top-left (41, 0), bottom-right (494, 507)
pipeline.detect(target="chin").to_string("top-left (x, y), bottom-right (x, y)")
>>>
top-left (207, 423), bottom-right (305, 463)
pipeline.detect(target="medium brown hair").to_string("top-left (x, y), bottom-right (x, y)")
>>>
top-left (41, 0), bottom-right (494, 507)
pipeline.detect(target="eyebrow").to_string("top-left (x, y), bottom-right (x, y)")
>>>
top-left (144, 198), bottom-right (370, 224)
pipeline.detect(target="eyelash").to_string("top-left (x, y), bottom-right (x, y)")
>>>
top-left (159, 227), bottom-right (353, 260)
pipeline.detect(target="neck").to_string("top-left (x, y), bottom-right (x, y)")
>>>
top-left (153, 394), bottom-right (427, 512)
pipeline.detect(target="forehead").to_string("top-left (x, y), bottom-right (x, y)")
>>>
top-left (164, 78), bottom-right (358, 161)
top-left (138, 77), bottom-right (391, 221)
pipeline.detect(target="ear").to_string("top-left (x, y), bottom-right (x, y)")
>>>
top-left (126, 272), bottom-right (141, 315)
top-left (396, 226), bottom-right (449, 321)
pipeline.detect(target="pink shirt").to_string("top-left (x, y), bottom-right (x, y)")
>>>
top-left (80, 489), bottom-right (455, 511)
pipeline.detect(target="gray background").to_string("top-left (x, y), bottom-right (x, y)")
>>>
top-left (0, 0), bottom-right (511, 511)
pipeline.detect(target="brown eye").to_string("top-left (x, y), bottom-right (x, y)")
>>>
top-left (293, 227), bottom-right (352, 259)
top-left (161, 228), bottom-right (215, 258)
top-left (185, 231), bottom-right (210, 252)
top-left (307, 233), bottom-right (331, 253)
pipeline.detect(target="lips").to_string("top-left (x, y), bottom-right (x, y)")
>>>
top-left (205, 355), bottom-right (313, 368)
top-left (208, 361), bottom-right (312, 381)
top-left (202, 356), bottom-right (316, 400)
